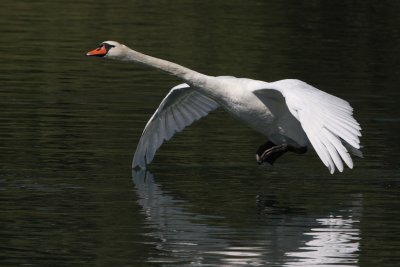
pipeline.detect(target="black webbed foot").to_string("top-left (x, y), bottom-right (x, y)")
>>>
top-left (256, 141), bottom-right (307, 165)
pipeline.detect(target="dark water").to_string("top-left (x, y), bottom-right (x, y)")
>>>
top-left (1, 1), bottom-right (400, 266)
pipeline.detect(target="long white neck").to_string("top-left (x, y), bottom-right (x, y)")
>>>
top-left (119, 46), bottom-right (213, 88)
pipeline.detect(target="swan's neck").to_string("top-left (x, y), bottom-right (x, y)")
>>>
top-left (122, 47), bottom-right (211, 88)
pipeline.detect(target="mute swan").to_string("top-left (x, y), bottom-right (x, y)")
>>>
top-left (86, 41), bottom-right (362, 174)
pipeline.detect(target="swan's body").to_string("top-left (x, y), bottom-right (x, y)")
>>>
top-left (87, 41), bottom-right (362, 174)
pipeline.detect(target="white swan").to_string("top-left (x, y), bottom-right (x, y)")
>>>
top-left (86, 41), bottom-right (362, 174)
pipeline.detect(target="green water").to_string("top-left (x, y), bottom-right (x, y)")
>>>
top-left (1, 1), bottom-right (400, 266)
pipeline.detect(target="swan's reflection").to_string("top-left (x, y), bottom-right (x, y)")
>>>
top-left (132, 169), bottom-right (231, 265)
top-left (132, 170), bottom-right (361, 266)
top-left (284, 215), bottom-right (360, 266)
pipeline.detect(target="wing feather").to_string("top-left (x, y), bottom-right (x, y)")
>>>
top-left (132, 84), bottom-right (219, 168)
top-left (253, 79), bottom-right (361, 173)
top-left (164, 111), bottom-right (176, 140)
top-left (194, 99), bottom-right (210, 115)
top-left (323, 128), bottom-right (353, 169)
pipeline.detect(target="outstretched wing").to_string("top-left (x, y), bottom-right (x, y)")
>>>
top-left (133, 83), bottom-right (219, 169)
top-left (252, 79), bottom-right (362, 174)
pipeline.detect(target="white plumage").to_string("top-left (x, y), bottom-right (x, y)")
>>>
top-left (133, 83), bottom-right (219, 168)
top-left (261, 79), bottom-right (361, 174)
top-left (86, 41), bottom-right (362, 173)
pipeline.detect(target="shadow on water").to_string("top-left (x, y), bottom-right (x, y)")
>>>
top-left (132, 169), bottom-right (362, 266)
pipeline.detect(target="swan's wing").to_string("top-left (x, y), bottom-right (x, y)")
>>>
top-left (252, 79), bottom-right (361, 174)
top-left (133, 83), bottom-right (219, 169)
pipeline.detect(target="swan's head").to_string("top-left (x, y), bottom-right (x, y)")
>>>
top-left (86, 40), bottom-right (127, 60)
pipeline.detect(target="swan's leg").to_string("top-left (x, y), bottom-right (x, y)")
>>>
top-left (256, 141), bottom-right (307, 165)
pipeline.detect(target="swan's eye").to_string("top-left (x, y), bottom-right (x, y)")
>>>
top-left (104, 43), bottom-right (115, 48)
top-left (103, 43), bottom-right (116, 51)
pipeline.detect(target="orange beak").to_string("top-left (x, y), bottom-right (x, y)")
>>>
top-left (86, 45), bottom-right (107, 57)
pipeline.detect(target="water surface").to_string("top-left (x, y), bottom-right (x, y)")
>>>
top-left (1, 1), bottom-right (400, 266)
